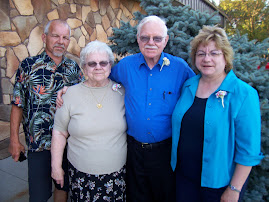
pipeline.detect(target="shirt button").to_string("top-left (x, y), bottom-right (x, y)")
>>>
top-left (149, 103), bottom-right (151, 106)
top-left (147, 118), bottom-right (150, 120)
top-left (150, 74), bottom-right (152, 76)
top-left (148, 132), bottom-right (151, 134)
top-left (149, 88), bottom-right (152, 91)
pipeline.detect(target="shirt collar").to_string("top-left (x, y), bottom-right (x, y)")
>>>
top-left (41, 51), bottom-right (67, 66)
top-left (138, 52), bottom-right (165, 70)
top-left (185, 70), bottom-right (237, 98)
top-left (217, 70), bottom-right (237, 93)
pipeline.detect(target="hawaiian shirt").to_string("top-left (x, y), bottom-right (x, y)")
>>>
top-left (12, 51), bottom-right (83, 152)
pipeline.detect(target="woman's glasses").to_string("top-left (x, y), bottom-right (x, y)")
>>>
top-left (196, 51), bottom-right (223, 58)
top-left (87, 61), bottom-right (110, 68)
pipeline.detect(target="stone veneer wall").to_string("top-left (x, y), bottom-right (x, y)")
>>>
top-left (0, 0), bottom-right (144, 121)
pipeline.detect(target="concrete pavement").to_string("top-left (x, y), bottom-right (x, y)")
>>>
top-left (0, 121), bottom-right (29, 201)
top-left (0, 121), bottom-right (54, 202)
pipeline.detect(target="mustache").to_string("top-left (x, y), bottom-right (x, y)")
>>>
top-left (145, 45), bottom-right (158, 49)
top-left (53, 44), bottom-right (65, 49)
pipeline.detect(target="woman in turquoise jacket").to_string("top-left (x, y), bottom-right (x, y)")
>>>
top-left (171, 26), bottom-right (263, 202)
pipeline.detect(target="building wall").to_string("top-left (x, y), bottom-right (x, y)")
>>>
top-left (173, 0), bottom-right (226, 27)
top-left (0, 0), bottom-right (143, 121)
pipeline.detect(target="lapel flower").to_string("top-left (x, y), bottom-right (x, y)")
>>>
top-left (160, 57), bottom-right (170, 71)
top-left (112, 83), bottom-right (122, 95)
top-left (215, 90), bottom-right (227, 108)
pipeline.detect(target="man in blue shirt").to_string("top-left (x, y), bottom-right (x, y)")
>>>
top-left (110, 16), bottom-right (195, 202)
top-left (57, 15), bottom-right (195, 202)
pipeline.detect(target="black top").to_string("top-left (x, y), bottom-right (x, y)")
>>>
top-left (177, 96), bottom-right (207, 184)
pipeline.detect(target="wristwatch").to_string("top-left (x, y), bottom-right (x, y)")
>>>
top-left (229, 184), bottom-right (241, 193)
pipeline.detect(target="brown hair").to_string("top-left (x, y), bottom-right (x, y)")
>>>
top-left (190, 25), bottom-right (234, 73)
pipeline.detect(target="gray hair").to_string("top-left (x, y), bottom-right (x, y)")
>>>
top-left (44, 19), bottom-right (71, 36)
top-left (137, 15), bottom-right (168, 37)
top-left (80, 40), bottom-right (114, 67)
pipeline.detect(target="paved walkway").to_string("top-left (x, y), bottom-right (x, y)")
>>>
top-left (0, 121), bottom-right (55, 202)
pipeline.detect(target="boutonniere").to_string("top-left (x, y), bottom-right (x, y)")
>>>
top-left (160, 57), bottom-right (170, 71)
top-left (112, 83), bottom-right (122, 95)
top-left (215, 90), bottom-right (227, 108)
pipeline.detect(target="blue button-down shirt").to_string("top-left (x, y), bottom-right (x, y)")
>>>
top-left (110, 52), bottom-right (195, 143)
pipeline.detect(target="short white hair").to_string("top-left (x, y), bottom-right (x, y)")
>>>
top-left (80, 40), bottom-right (114, 67)
top-left (137, 15), bottom-right (168, 37)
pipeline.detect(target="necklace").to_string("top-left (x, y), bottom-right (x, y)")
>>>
top-left (89, 83), bottom-right (109, 109)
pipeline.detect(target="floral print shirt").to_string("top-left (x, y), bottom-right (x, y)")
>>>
top-left (12, 51), bottom-right (83, 152)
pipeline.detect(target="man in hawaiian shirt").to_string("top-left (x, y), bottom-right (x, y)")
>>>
top-left (9, 19), bottom-right (83, 202)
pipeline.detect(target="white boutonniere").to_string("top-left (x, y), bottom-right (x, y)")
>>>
top-left (215, 90), bottom-right (227, 108)
top-left (112, 83), bottom-right (122, 95)
top-left (160, 57), bottom-right (170, 71)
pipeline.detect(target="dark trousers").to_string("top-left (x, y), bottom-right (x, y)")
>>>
top-left (176, 172), bottom-right (248, 202)
top-left (28, 148), bottom-right (69, 202)
top-left (126, 135), bottom-right (176, 202)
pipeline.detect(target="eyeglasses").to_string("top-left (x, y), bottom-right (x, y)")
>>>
top-left (196, 51), bottom-right (223, 58)
top-left (87, 61), bottom-right (110, 68)
top-left (139, 36), bottom-right (164, 43)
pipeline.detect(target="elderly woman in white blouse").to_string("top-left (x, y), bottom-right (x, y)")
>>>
top-left (51, 40), bottom-right (127, 201)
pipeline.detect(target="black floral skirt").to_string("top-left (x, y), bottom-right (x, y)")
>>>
top-left (68, 161), bottom-right (126, 202)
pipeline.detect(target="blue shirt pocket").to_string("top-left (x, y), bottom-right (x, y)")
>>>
top-left (161, 90), bottom-right (179, 116)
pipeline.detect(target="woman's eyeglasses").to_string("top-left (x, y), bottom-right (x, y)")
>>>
top-left (140, 36), bottom-right (164, 43)
top-left (87, 61), bottom-right (110, 68)
top-left (196, 51), bottom-right (223, 58)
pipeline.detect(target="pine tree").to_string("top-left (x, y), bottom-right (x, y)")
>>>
top-left (230, 33), bottom-right (269, 201)
top-left (109, 0), bottom-right (269, 200)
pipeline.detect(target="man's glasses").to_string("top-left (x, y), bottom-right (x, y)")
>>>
top-left (87, 61), bottom-right (110, 68)
top-left (196, 51), bottom-right (223, 58)
top-left (139, 36), bottom-right (164, 43)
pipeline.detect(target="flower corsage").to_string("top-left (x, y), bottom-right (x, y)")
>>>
top-left (160, 57), bottom-right (170, 71)
top-left (215, 90), bottom-right (227, 108)
top-left (112, 83), bottom-right (122, 95)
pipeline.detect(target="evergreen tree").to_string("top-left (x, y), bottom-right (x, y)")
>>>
top-left (109, 0), bottom-right (269, 201)
top-left (230, 33), bottom-right (269, 201)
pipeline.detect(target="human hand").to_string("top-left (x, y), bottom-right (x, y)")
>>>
top-left (56, 86), bottom-right (68, 109)
top-left (220, 187), bottom-right (240, 202)
top-left (51, 167), bottom-right (65, 188)
top-left (8, 141), bottom-right (25, 162)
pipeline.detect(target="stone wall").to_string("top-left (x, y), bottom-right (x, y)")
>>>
top-left (0, 0), bottom-right (143, 121)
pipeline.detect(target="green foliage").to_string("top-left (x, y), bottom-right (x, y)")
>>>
top-left (219, 0), bottom-right (269, 41)
top-left (229, 33), bottom-right (269, 201)
top-left (109, 0), bottom-right (269, 200)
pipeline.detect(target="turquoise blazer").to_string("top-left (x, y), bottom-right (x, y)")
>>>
top-left (171, 70), bottom-right (264, 188)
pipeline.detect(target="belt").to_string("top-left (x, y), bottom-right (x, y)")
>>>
top-left (128, 135), bottom-right (172, 149)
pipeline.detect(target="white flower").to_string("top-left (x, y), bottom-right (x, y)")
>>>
top-left (112, 83), bottom-right (122, 95)
top-left (160, 57), bottom-right (170, 71)
top-left (215, 90), bottom-right (227, 108)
